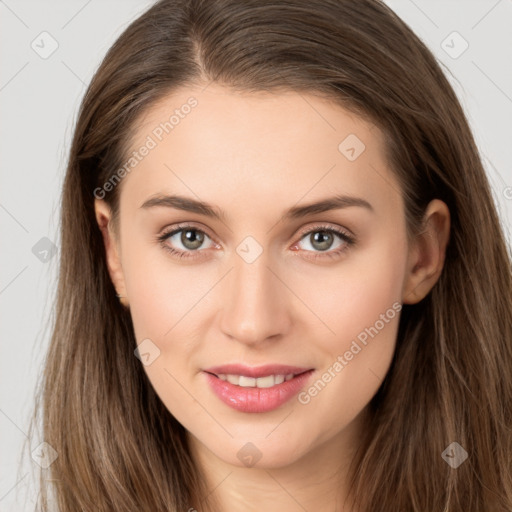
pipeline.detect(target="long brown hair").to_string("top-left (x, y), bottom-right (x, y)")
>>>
top-left (28, 0), bottom-right (512, 510)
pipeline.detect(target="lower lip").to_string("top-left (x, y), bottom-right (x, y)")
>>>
top-left (203, 370), bottom-right (315, 413)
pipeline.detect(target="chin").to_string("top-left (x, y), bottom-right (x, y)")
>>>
top-left (209, 436), bottom-right (308, 470)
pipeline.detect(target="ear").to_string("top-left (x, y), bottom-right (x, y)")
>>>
top-left (94, 199), bottom-right (128, 304)
top-left (402, 199), bottom-right (450, 304)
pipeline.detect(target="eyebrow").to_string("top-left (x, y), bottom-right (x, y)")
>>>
top-left (139, 193), bottom-right (374, 221)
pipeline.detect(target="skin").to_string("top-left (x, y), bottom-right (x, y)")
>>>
top-left (95, 83), bottom-right (450, 512)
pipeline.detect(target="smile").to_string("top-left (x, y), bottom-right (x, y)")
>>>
top-left (203, 369), bottom-right (315, 413)
top-left (215, 373), bottom-right (299, 387)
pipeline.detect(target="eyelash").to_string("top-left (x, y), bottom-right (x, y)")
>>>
top-left (156, 222), bottom-right (356, 262)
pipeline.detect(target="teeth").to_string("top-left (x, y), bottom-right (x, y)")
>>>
top-left (239, 375), bottom-right (256, 387)
top-left (253, 375), bottom-right (273, 388)
top-left (216, 373), bottom-right (296, 387)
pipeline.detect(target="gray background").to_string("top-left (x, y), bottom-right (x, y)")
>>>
top-left (1, 0), bottom-right (511, 509)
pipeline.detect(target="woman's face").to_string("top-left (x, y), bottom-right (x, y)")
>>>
top-left (96, 83), bottom-right (414, 469)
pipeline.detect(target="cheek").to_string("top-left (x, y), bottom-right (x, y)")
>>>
top-left (294, 235), bottom-right (406, 418)
top-left (296, 230), bottom-right (406, 343)
top-left (121, 236), bottom-right (203, 343)
top-left (121, 245), bottom-right (207, 421)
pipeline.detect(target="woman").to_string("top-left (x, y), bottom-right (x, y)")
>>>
top-left (29, 0), bottom-right (512, 510)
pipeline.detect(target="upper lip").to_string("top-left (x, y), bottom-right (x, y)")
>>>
top-left (203, 364), bottom-right (313, 378)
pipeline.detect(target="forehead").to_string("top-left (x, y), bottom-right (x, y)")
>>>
top-left (119, 83), bottom-right (402, 221)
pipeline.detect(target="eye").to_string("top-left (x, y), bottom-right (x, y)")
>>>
top-left (292, 224), bottom-right (356, 261)
top-left (156, 223), bottom-right (356, 262)
top-left (156, 224), bottom-right (217, 260)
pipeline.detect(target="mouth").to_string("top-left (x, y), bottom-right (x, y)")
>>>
top-left (202, 366), bottom-right (315, 413)
top-left (203, 370), bottom-right (311, 388)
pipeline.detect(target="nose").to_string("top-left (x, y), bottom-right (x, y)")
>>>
top-left (219, 249), bottom-right (292, 347)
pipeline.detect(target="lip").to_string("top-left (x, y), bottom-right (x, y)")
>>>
top-left (203, 366), bottom-right (315, 413)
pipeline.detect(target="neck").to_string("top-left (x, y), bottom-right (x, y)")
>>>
top-left (187, 408), bottom-right (369, 512)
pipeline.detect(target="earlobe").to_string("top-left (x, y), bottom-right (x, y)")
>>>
top-left (402, 199), bottom-right (451, 304)
top-left (94, 199), bottom-right (128, 302)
